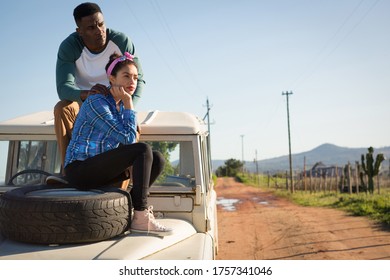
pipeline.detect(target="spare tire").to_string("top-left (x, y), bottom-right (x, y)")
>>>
top-left (0, 185), bottom-right (131, 244)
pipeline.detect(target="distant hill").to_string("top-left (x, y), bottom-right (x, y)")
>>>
top-left (212, 143), bottom-right (390, 174)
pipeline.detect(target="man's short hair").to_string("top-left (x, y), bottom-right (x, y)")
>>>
top-left (73, 2), bottom-right (102, 24)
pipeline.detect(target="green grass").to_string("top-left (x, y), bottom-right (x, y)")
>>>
top-left (282, 191), bottom-right (390, 225)
top-left (234, 173), bottom-right (390, 225)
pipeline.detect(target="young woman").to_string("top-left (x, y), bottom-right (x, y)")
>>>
top-left (64, 52), bottom-right (172, 236)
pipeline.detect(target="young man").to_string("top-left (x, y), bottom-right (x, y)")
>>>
top-left (54, 2), bottom-right (145, 172)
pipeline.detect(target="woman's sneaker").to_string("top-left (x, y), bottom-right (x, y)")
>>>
top-left (131, 206), bottom-right (173, 236)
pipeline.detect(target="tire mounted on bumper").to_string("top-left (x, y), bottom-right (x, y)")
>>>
top-left (0, 185), bottom-right (131, 244)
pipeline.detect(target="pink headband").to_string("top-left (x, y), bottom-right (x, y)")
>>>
top-left (106, 52), bottom-right (134, 76)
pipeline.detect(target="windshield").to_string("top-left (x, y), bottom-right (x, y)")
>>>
top-left (146, 140), bottom-right (195, 187)
top-left (1, 140), bottom-right (61, 186)
top-left (1, 140), bottom-right (195, 188)
top-left (0, 141), bottom-right (8, 185)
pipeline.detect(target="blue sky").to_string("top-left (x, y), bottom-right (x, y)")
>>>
top-left (0, 0), bottom-right (389, 161)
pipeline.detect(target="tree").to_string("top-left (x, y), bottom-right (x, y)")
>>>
top-left (361, 147), bottom-right (385, 194)
top-left (216, 158), bottom-right (244, 177)
top-left (146, 141), bottom-right (178, 182)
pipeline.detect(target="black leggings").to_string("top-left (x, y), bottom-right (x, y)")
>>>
top-left (64, 143), bottom-right (165, 211)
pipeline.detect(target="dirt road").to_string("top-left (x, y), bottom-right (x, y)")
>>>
top-left (215, 177), bottom-right (390, 260)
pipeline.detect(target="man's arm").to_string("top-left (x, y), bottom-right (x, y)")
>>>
top-left (56, 36), bottom-right (110, 102)
top-left (56, 37), bottom-right (84, 102)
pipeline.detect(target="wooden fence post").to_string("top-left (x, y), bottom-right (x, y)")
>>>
top-left (335, 165), bottom-right (338, 193)
top-left (285, 171), bottom-right (288, 191)
top-left (303, 157), bottom-right (307, 191)
top-left (355, 162), bottom-right (359, 194)
top-left (347, 163), bottom-right (352, 195)
top-left (324, 172), bottom-right (327, 193)
top-left (267, 171), bottom-right (270, 188)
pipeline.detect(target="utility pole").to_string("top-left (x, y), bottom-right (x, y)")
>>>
top-left (240, 135), bottom-right (245, 172)
top-left (240, 135), bottom-right (245, 162)
top-left (203, 97), bottom-right (213, 169)
top-left (203, 97), bottom-right (212, 137)
top-left (254, 149), bottom-right (259, 185)
top-left (282, 91), bottom-right (294, 193)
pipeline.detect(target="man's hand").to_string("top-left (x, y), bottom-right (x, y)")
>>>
top-left (80, 84), bottom-right (110, 101)
top-left (90, 84), bottom-right (110, 95)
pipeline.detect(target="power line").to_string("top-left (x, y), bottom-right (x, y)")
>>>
top-left (122, 0), bottom-right (192, 94)
top-left (149, 0), bottom-right (205, 94)
top-left (290, 0), bottom-right (381, 90)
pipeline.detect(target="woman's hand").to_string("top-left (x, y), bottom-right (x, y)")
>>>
top-left (110, 86), bottom-right (133, 110)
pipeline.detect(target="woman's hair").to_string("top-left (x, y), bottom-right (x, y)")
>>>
top-left (105, 52), bottom-right (138, 77)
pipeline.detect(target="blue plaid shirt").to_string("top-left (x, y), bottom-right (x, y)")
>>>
top-left (64, 94), bottom-right (137, 167)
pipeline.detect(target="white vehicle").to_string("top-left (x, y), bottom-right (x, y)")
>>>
top-left (0, 110), bottom-right (218, 260)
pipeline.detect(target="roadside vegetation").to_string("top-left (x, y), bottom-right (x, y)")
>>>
top-left (235, 172), bottom-right (390, 225)
top-left (216, 155), bottom-right (389, 225)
